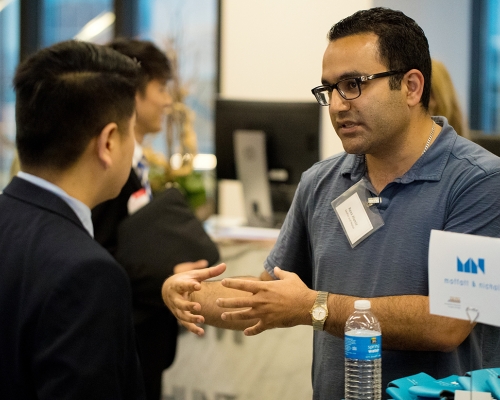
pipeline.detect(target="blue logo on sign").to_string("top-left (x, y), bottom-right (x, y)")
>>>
top-left (457, 258), bottom-right (485, 274)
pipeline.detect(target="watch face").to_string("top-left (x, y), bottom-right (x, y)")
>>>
top-left (312, 306), bottom-right (326, 320)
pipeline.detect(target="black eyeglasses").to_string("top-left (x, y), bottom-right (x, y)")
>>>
top-left (311, 70), bottom-right (406, 106)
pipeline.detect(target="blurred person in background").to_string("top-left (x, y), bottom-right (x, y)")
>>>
top-left (92, 38), bottom-right (216, 400)
top-left (429, 59), bottom-right (468, 137)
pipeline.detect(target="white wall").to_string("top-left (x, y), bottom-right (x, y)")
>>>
top-left (219, 0), bottom-right (472, 158)
top-left (373, 0), bottom-right (472, 123)
top-left (220, 0), bottom-right (372, 159)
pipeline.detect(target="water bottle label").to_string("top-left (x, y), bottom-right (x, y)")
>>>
top-left (345, 334), bottom-right (381, 360)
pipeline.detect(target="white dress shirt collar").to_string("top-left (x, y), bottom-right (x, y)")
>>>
top-left (16, 171), bottom-right (94, 237)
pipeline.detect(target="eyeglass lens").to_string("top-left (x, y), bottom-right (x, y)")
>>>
top-left (315, 78), bottom-right (361, 105)
top-left (338, 79), bottom-right (361, 99)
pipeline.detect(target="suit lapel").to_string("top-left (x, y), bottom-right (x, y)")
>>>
top-left (3, 177), bottom-right (88, 234)
top-left (129, 167), bottom-right (143, 190)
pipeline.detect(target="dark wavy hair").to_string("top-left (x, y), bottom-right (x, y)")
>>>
top-left (328, 7), bottom-right (431, 109)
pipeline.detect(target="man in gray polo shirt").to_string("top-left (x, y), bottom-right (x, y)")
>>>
top-left (161, 7), bottom-right (500, 400)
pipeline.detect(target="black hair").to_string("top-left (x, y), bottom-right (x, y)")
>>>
top-left (328, 7), bottom-right (431, 109)
top-left (107, 38), bottom-right (171, 93)
top-left (14, 40), bottom-right (140, 171)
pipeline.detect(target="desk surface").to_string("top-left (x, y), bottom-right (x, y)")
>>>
top-left (204, 215), bottom-right (281, 243)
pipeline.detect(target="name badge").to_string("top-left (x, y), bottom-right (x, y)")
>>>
top-left (127, 188), bottom-right (151, 215)
top-left (331, 179), bottom-right (384, 248)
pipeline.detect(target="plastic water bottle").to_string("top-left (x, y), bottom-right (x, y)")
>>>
top-left (345, 299), bottom-right (382, 400)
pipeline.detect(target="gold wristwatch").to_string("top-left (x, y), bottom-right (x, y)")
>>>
top-left (310, 291), bottom-right (329, 331)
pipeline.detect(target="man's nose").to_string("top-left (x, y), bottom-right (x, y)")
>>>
top-left (329, 89), bottom-right (350, 113)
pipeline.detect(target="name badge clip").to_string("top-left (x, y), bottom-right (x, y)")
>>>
top-left (367, 197), bottom-right (382, 206)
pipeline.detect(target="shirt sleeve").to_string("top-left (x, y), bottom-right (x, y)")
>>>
top-left (265, 179), bottom-right (314, 288)
top-left (445, 169), bottom-right (500, 237)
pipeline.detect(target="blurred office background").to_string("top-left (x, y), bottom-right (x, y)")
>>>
top-left (1, 0), bottom-right (499, 194)
top-left (0, 0), bottom-right (218, 190)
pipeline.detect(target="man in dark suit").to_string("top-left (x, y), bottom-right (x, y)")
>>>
top-left (0, 40), bottom-right (145, 399)
top-left (91, 39), bottom-right (213, 400)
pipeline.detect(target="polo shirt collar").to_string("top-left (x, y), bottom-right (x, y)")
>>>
top-left (341, 116), bottom-right (456, 184)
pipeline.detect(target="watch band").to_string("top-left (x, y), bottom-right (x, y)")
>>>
top-left (311, 291), bottom-right (329, 331)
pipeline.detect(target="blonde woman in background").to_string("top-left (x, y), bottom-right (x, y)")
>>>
top-left (429, 59), bottom-right (468, 137)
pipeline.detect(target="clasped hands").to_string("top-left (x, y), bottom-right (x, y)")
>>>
top-left (161, 263), bottom-right (314, 337)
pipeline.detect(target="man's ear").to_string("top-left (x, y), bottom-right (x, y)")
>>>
top-left (96, 122), bottom-right (119, 169)
top-left (404, 69), bottom-right (425, 107)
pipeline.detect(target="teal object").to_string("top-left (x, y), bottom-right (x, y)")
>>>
top-left (459, 368), bottom-right (500, 396)
top-left (386, 372), bottom-right (436, 400)
top-left (408, 375), bottom-right (461, 398)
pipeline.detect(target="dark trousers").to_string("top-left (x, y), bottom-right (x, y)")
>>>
top-left (135, 310), bottom-right (178, 400)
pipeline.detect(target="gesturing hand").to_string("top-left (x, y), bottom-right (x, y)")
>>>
top-left (173, 259), bottom-right (209, 274)
top-left (217, 267), bottom-right (316, 336)
top-left (162, 263), bottom-right (226, 336)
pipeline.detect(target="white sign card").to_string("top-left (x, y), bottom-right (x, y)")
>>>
top-left (428, 230), bottom-right (500, 327)
top-left (455, 391), bottom-right (492, 400)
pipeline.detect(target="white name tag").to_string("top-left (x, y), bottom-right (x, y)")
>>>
top-left (332, 179), bottom-right (384, 248)
top-left (127, 188), bottom-right (151, 215)
top-left (335, 192), bottom-right (374, 244)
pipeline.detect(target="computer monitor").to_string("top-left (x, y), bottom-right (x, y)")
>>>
top-left (215, 98), bottom-right (321, 224)
top-left (233, 129), bottom-right (274, 227)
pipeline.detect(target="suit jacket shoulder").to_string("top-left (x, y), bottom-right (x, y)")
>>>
top-left (0, 177), bottom-right (145, 400)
